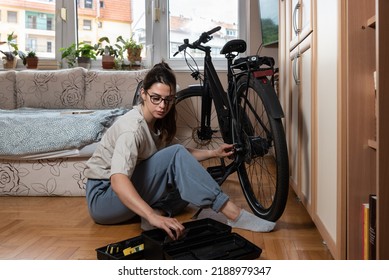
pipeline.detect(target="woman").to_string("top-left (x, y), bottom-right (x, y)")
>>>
top-left (85, 62), bottom-right (275, 241)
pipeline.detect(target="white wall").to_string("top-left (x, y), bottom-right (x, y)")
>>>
top-left (315, 0), bottom-right (338, 242)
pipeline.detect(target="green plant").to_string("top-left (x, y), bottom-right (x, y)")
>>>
top-left (60, 43), bottom-right (78, 67)
top-left (77, 42), bottom-right (97, 59)
top-left (60, 42), bottom-right (96, 68)
top-left (0, 32), bottom-right (23, 61)
top-left (94, 37), bottom-right (120, 57)
top-left (116, 36), bottom-right (143, 51)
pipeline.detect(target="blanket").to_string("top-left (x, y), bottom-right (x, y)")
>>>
top-left (0, 108), bottom-right (128, 156)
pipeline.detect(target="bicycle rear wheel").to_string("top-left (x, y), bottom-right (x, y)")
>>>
top-left (234, 75), bottom-right (289, 221)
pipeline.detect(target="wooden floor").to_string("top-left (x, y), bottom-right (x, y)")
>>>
top-left (0, 185), bottom-right (333, 260)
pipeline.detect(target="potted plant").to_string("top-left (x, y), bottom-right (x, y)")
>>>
top-left (23, 51), bottom-right (39, 69)
top-left (76, 42), bottom-right (96, 69)
top-left (60, 42), bottom-right (96, 69)
top-left (117, 36), bottom-right (143, 68)
top-left (60, 43), bottom-right (78, 68)
top-left (0, 32), bottom-right (23, 69)
top-left (94, 37), bottom-right (120, 69)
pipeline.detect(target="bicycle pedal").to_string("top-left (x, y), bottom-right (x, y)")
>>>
top-left (207, 165), bottom-right (225, 181)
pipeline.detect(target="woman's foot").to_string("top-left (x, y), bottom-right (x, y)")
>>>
top-left (220, 201), bottom-right (275, 232)
top-left (227, 209), bottom-right (276, 232)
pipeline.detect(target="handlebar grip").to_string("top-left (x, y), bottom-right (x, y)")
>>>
top-left (206, 26), bottom-right (221, 35)
top-left (194, 26), bottom-right (221, 46)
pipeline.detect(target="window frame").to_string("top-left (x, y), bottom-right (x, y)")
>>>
top-left (56, 0), bottom-right (249, 70)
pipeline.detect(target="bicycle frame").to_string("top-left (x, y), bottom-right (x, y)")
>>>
top-left (176, 47), bottom-right (246, 185)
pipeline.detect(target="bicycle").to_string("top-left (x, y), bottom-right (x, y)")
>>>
top-left (134, 27), bottom-right (289, 221)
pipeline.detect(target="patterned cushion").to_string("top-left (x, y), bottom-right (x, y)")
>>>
top-left (0, 71), bottom-right (16, 109)
top-left (0, 159), bottom-right (87, 196)
top-left (16, 68), bottom-right (86, 109)
top-left (84, 69), bottom-right (148, 109)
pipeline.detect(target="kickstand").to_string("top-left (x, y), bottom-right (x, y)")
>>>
top-left (191, 208), bottom-right (203, 220)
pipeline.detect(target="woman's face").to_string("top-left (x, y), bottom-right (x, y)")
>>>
top-left (141, 82), bottom-right (175, 122)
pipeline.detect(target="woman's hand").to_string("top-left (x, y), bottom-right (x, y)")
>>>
top-left (147, 212), bottom-right (185, 241)
top-left (187, 143), bottom-right (235, 161)
top-left (213, 143), bottom-right (235, 158)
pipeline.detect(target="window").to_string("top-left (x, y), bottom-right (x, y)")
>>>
top-left (26, 38), bottom-right (37, 51)
top-left (84, 0), bottom-right (93, 9)
top-left (149, 0), bottom-right (245, 69)
top-left (27, 15), bottom-right (38, 29)
top-left (7, 11), bottom-right (17, 23)
top-left (77, 0), bottom-right (134, 61)
top-left (83, 19), bottom-right (92, 30)
top-left (1, 0), bottom-right (248, 67)
top-left (47, 17), bottom-right (53, 31)
top-left (47, 41), bottom-right (52, 53)
top-left (167, 0), bottom-right (238, 59)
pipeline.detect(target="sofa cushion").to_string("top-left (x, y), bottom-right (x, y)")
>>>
top-left (0, 71), bottom-right (16, 109)
top-left (16, 67), bottom-right (86, 109)
top-left (84, 69), bottom-right (148, 109)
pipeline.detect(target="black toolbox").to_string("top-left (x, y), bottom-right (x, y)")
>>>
top-left (142, 218), bottom-right (262, 260)
top-left (164, 233), bottom-right (261, 260)
top-left (96, 218), bottom-right (262, 260)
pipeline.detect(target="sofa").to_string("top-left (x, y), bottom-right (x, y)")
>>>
top-left (0, 67), bottom-right (148, 196)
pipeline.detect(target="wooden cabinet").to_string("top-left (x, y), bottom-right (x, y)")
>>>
top-left (289, 0), bottom-right (313, 50)
top-left (282, 0), bottom-right (314, 215)
top-left (280, 0), bottom-right (389, 259)
top-left (287, 34), bottom-right (313, 212)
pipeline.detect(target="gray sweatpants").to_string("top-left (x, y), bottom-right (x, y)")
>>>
top-left (85, 144), bottom-right (229, 224)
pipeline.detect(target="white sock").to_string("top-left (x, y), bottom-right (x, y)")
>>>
top-left (227, 209), bottom-right (276, 232)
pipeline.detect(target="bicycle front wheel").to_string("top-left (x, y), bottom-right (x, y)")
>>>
top-left (234, 75), bottom-right (289, 221)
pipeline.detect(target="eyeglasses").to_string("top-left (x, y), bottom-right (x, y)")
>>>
top-left (146, 91), bottom-right (176, 106)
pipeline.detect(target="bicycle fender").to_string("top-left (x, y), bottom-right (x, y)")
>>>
top-left (254, 79), bottom-right (285, 119)
top-left (176, 85), bottom-right (203, 99)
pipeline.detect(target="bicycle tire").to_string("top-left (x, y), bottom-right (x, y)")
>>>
top-left (175, 89), bottom-right (227, 171)
top-left (234, 75), bottom-right (289, 221)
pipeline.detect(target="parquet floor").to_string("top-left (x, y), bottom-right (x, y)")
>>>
top-left (0, 185), bottom-right (333, 260)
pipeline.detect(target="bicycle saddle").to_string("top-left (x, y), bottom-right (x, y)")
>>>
top-left (220, 39), bottom-right (247, 54)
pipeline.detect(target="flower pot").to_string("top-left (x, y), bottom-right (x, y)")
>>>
top-left (127, 48), bottom-right (142, 65)
top-left (102, 55), bottom-right (115, 69)
top-left (26, 57), bottom-right (39, 69)
top-left (2, 57), bottom-right (17, 69)
top-left (77, 56), bottom-right (91, 69)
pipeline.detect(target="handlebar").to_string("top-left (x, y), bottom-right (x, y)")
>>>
top-left (173, 26), bottom-right (221, 57)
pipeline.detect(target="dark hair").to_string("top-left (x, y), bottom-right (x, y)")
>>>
top-left (141, 61), bottom-right (177, 143)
